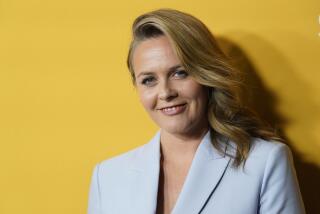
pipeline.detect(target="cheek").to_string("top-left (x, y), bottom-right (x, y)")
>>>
top-left (183, 81), bottom-right (207, 101)
top-left (138, 89), bottom-right (157, 111)
top-left (185, 84), bottom-right (208, 113)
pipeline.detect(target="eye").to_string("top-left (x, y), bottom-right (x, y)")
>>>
top-left (141, 76), bottom-right (155, 85)
top-left (173, 70), bottom-right (188, 78)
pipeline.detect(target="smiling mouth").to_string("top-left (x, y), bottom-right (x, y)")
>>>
top-left (159, 103), bottom-right (186, 110)
top-left (159, 103), bottom-right (187, 116)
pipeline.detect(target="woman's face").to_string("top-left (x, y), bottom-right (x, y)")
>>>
top-left (132, 35), bottom-right (208, 135)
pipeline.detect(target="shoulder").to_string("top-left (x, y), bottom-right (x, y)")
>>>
top-left (247, 138), bottom-right (294, 168)
top-left (248, 138), bottom-right (292, 160)
top-left (228, 137), bottom-right (293, 166)
top-left (89, 143), bottom-right (149, 198)
top-left (248, 138), bottom-right (296, 179)
top-left (245, 140), bottom-right (305, 213)
top-left (227, 137), bottom-right (295, 177)
top-left (87, 142), bottom-right (153, 213)
top-left (91, 130), bottom-right (161, 185)
top-left (95, 143), bottom-right (147, 174)
top-left (232, 138), bottom-right (296, 181)
top-left (224, 138), bottom-right (299, 197)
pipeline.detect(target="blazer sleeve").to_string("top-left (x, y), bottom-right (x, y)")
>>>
top-left (259, 143), bottom-right (306, 214)
top-left (88, 164), bottom-right (101, 214)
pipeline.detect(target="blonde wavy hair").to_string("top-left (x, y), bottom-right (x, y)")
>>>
top-left (127, 8), bottom-right (282, 168)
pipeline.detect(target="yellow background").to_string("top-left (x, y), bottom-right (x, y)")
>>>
top-left (0, 0), bottom-right (319, 213)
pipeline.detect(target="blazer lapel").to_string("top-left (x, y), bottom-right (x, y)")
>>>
top-left (127, 130), bottom-right (162, 214)
top-left (171, 131), bottom-right (231, 214)
top-left (127, 129), bottom-right (231, 214)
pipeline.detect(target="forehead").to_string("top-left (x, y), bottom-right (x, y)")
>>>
top-left (132, 36), bottom-right (181, 76)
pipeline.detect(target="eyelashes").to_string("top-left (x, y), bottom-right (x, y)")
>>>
top-left (175, 70), bottom-right (188, 78)
top-left (141, 76), bottom-right (155, 85)
top-left (140, 70), bottom-right (188, 86)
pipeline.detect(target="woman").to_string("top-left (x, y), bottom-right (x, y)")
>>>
top-left (88, 8), bottom-right (305, 214)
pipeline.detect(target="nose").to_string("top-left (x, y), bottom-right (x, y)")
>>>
top-left (158, 81), bottom-right (178, 101)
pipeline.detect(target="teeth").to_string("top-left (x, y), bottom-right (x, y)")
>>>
top-left (162, 104), bottom-right (185, 112)
top-left (163, 106), bottom-right (178, 112)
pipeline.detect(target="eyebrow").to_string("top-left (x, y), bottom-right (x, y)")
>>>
top-left (136, 64), bottom-right (183, 79)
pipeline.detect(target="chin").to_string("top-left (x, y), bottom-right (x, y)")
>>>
top-left (159, 122), bottom-right (191, 134)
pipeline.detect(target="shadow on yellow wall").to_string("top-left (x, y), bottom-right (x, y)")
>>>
top-left (217, 33), bottom-right (320, 213)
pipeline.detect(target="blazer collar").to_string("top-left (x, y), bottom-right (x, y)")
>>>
top-left (128, 129), bottom-right (231, 214)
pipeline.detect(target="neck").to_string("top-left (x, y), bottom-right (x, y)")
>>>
top-left (159, 126), bottom-right (210, 164)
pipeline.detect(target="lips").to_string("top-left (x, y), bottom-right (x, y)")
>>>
top-left (159, 103), bottom-right (186, 110)
top-left (159, 103), bottom-right (187, 116)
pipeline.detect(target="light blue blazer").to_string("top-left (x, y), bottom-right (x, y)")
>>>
top-left (88, 129), bottom-right (305, 214)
